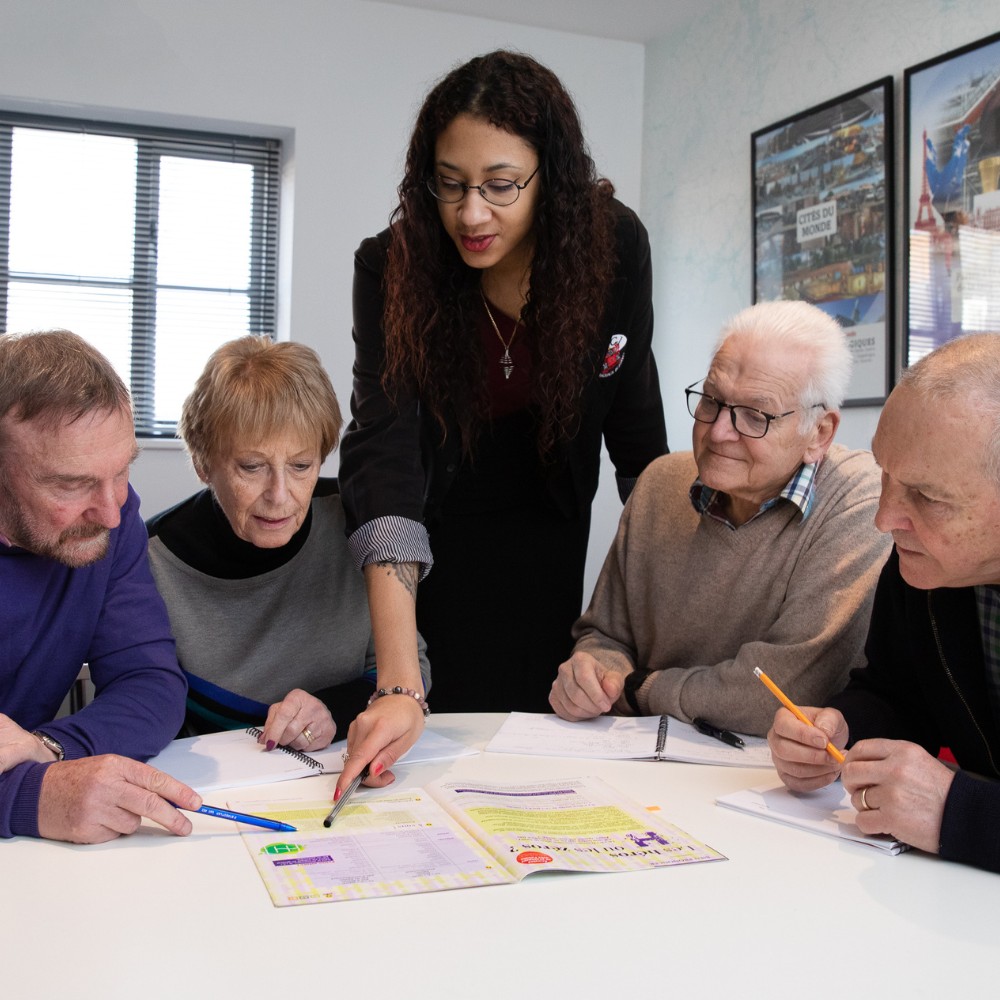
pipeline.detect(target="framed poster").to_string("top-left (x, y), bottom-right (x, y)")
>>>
top-left (753, 79), bottom-right (893, 405)
top-left (905, 30), bottom-right (1000, 366)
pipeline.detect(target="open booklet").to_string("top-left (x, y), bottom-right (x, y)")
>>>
top-left (486, 712), bottom-right (772, 767)
top-left (147, 727), bottom-right (476, 794)
top-left (235, 775), bottom-right (726, 905)
top-left (716, 778), bottom-right (908, 855)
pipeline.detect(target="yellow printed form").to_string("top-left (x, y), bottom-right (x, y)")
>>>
top-left (234, 777), bottom-right (724, 907)
top-left (440, 778), bottom-right (725, 875)
top-left (469, 805), bottom-right (640, 835)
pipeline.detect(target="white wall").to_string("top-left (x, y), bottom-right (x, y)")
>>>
top-left (0, 0), bottom-right (645, 597)
top-left (642, 0), bottom-right (1000, 455)
top-left (9, 0), bottom-right (1000, 603)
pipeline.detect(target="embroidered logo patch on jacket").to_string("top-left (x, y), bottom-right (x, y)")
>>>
top-left (599, 334), bottom-right (627, 378)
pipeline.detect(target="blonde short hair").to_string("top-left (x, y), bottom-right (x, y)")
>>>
top-left (178, 336), bottom-right (342, 473)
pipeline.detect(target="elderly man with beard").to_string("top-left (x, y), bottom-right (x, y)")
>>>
top-left (0, 330), bottom-right (198, 843)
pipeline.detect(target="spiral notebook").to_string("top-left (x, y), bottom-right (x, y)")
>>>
top-left (148, 726), bottom-right (475, 794)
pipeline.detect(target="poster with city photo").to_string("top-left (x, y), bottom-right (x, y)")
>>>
top-left (753, 79), bottom-right (893, 405)
top-left (905, 30), bottom-right (1000, 366)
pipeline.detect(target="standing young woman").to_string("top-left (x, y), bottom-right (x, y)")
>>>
top-left (336, 50), bottom-right (667, 793)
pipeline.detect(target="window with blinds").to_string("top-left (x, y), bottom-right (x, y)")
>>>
top-left (0, 112), bottom-right (280, 437)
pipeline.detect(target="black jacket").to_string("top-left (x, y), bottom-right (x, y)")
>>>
top-left (339, 199), bottom-right (668, 540)
top-left (832, 548), bottom-right (1000, 871)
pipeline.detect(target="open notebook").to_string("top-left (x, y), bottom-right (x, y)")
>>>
top-left (716, 778), bottom-right (908, 855)
top-left (486, 712), bottom-right (772, 767)
top-left (148, 727), bottom-right (476, 794)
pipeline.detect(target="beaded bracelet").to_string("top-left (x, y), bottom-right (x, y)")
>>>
top-left (367, 685), bottom-right (431, 717)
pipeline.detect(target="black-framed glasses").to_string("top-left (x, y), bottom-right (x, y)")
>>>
top-left (684, 380), bottom-right (824, 439)
top-left (426, 164), bottom-right (540, 206)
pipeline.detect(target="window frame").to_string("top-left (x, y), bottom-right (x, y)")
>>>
top-left (0, 110), bottom-right (280, 438)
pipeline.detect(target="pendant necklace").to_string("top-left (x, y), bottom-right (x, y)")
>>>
top-left (480, 290), bottom-right (521, 380)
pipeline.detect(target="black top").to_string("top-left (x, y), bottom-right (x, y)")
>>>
top-left (339, 198), bottom-right (669, 539)
top-left (146, 478), bottom-right (341, 579)
top-left (832, 548), bottom-right (1000, 871)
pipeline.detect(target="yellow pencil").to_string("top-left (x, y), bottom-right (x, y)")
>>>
top-left (754, 667), bottom-right (846, 764)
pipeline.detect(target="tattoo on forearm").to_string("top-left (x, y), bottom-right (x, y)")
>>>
top-left (376, 560), bottom-right (419, 600)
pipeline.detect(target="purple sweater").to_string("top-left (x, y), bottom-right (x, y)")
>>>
top-left (0, 485), bottom-right (186, 838)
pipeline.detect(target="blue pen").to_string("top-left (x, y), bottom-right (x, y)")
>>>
top-left (184, 803), bottom-right (297, 833)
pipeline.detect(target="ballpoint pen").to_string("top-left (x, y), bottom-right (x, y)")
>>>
top-left (181, 803), bottom-right (297, 833)
top-left (323, 764), bottom-right (371, 828)
top-left (692, 717), bottom-right (745, 749)
top-left (753, 667), bottom-right (846, 764)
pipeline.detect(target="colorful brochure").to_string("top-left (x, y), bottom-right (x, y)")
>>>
top-left (236, 775), bottom-right (726, 905)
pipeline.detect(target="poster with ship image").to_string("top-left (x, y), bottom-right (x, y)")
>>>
top-left (905, 29), bottom-right (1000, 367)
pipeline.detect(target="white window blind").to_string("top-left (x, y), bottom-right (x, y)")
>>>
top-left (0, 112), bottom-right (280, 437)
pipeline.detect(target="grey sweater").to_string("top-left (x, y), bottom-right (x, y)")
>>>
top-left (573, 445), bottom-right (892, 736)
top-left (148, 491), bottom-right (430, 708)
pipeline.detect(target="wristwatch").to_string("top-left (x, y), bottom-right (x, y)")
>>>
top-left (32, 730), bottom-right (65, 761)
top-left (623, 668), bottom-right (652, 714)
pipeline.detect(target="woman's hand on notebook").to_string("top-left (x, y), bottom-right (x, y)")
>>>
top-left (258, 689), bottom-right (335, 753)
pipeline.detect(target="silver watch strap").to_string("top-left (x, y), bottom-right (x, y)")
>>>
top-left (32, 730), bottom-right (65, 761)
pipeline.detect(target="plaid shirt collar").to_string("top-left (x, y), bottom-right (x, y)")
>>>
top-left (690, 459), bottom-right (819, 528)
top-left (975, 585), bottom-right (1000, 727)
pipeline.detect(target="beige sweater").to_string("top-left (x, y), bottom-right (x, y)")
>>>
top-left (573, 445), bottom-right (892, 736)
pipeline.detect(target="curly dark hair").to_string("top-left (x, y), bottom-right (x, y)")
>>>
top-left (383, 50), bottom-right (617, 456)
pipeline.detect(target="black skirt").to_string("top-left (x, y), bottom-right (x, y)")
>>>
top-left (417, 412), bottom-right (590, 713)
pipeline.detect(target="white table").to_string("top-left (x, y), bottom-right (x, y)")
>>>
top-left (3, 714), bottom-right (996, 998)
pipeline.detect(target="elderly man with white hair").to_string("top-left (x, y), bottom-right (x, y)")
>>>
top-left (550, 300), bottom-right (891, 736)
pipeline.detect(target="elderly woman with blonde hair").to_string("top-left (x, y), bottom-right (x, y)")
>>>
top-left (146, 336), bottom-right (429, 753)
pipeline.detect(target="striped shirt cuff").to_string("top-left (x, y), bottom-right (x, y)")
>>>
top-left (348, 515), bottom-right (433, 581)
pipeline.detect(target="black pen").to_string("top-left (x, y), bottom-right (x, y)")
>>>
top-left (323, 764), bottom-right (370, 828)
top-left (692, 717), bottom-right (745, 749)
